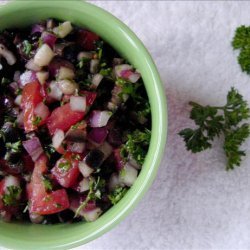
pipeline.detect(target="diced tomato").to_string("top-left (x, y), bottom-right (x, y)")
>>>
top-left (76, 30), bottom-right (99, 51)
top-left (47, 92), bottom-right (97, 135)
top-left (80, 91), bottom-right (97, 106)
top-left (47, 103), bottom-right (84, 135)
top-left (21, 81), bottom-right (43, 132)
top-left (28, 155), bottom-right (70, 215)
top-left (51, 153), bottom-right (80, 188)
top-left (30, 189), bottom-right (69, 215)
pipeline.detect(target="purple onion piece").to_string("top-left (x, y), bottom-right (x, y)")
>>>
top-left (87, 127), bottom-right (108, 145)
top-left (22, 137), bottom-right (44, 162)
top-left (31, 24), bottom-right (45, 34)
top-left (41, 31), bottom-right (57, 48)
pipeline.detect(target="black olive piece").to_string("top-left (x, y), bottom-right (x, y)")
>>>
top-left (2, 96), bottom-right (15, 115)
top-left (65, 129), bottom-right (86, 142)
top-left (57, 210), bottom-right (75, 223)
top-left (107, 128), bottom-right (122, 147)
top-left (0, 158), bottom-right (23, 175)
top-left (4, 151), bottom-right (22, 165)
top-left (1, 122), bottom-right (20, 142)
top-left (0, 139), bottom-right (6, 157)
top-left (97, 156), bottom-right (116, 179)
top-left (84, 149), bottom-right (104, 169)
top-left (63, 45), bottom-right (81, 64)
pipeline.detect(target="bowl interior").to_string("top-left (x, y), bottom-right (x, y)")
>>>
top-left (0, 1), bottom-right (167, 249)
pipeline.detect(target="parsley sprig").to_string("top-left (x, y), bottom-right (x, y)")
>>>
top-left (179, 87), bottom-right (250, 170)
top-left (74, 177), bottom-right (105, 217)
top-left (232, 25), bottom-right (250, 74)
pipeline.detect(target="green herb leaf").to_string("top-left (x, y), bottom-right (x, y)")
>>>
top-left (108, 187), bottom-right (128, 205)
top-left (121, 129), bottom-right (151, 165)
top-left (58, 160), bottom-right (71, 172)
top-left (74, 177), bottom-right (105, 217)
top-left (42, 175), bottom-right (53, 192)
top-left (179, 87), bottom-right (250, 170)
top-left (6, 141), bottom-right (22, 153)
top-left (224, 124), bottom-right (250, 170)
top-left (232, 25), bottom-right (250, 74)
top-left (77, 57), bottom-right (90, 69)
top-left (22, 40), bottom-right (32, 56)
top-left (3, 186), bottom-right (22, 206)
top-left (32, 116), bottom-right (42, 126)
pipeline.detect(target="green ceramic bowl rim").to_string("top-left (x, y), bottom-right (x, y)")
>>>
top-left (0, 1), bottom-right (167, 249)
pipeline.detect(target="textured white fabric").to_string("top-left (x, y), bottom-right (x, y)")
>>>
top-left (81, 1), bottom-right (250, 250)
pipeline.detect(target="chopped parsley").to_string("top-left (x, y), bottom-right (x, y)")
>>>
top-left (32, 116), bottom-right (42, 126)
top-left (6, 141), bottom-right (22, 153)
top-left (22, 40), bottom-right (32, 56)
top-left (121, 129), bottom-right (151, 165)
top-left (108, 187), bottom-right (128, 205)
top-left (77, 57), bottom-right (90, 69)
top-left (58, 160), bottom-right (71, 171)
top-left (42, 175), bottom-right (53, 192)
top-left (3, 186), bottom-right (22, 206)
top-left (99, 67), bottom-right (112, 77)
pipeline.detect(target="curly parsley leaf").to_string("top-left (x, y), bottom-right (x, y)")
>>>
top-left (3, 186), bottom-right (22, 206)
top-left (108, 187), bottom-right (128, 205)
top-left (179, 87), bottom-right (250, 170)
top-left (232, 25), bottom-right (250, 74)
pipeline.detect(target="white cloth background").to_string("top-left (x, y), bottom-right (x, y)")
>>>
top-left (81, 1), bottom-right (250, 250)
top-left (1, 1), bottom-right (250, 250)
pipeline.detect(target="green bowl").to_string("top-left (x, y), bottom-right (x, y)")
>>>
top-left (0, 1), bottom-right (167, 249)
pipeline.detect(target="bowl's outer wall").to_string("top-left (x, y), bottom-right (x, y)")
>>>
top-left (0, 1), bottom-right (167, 249)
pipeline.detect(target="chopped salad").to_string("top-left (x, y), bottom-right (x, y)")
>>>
top-left (0, 19), bottom-right (151, 224)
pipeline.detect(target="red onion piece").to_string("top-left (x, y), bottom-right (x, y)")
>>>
top-left (89, 110), bottom-right (112, 128)
top-left (98, 142), bottom-right (113, 161)
top-left (114, 64), bottom-right (141, 83)
top-left (87, 127), bottom-right (108, 145)
top-left (41, 31), bottom-right (57, 48)
top-left (48, 57), bottom-right (74, 77)
top-left (13, 71), bottom-right (20, 82)
top-left (34, 102), bottom-right (50, 121)
top-left (91, 73), bottom-right (103, 89)
top-left (25, 59), bottom-right (42, 72)
top-left (119, 163), bottom-right (138, 187)
top-left (78, 161), bottom-right (94, 178)
top-left (90, 59), bottom-right (99, 74)
top-left (17, 111), bottom-right (24, 127)
top-left (70, 96), bottom-right (86, 112)
top-left (19, 71), bottom-right (37, 87)
top-left (67, 142), bottom-right (85, 154)
top-left (23, 137), bottom-right (44, 162)
top-left (9, 81), bottom-right (19, 94)
top-left (52, 129), bottom-right (65, 150)
top-left (31, 24), bottom-right (45, 34)
top-left (70, 195), bottom-right (97, 217)
top-left (114, 64), bottom-right (132, 77)
top-left (48, 81), bottom-right (63, 101)
top-left (113, 148), bottom-right (125, 171)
